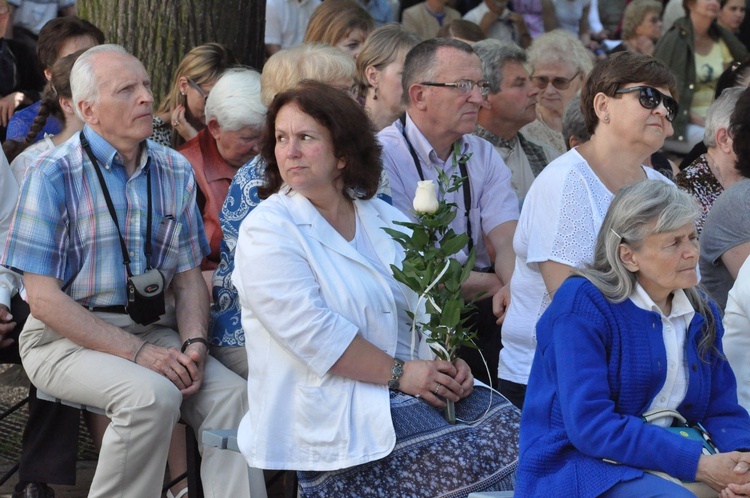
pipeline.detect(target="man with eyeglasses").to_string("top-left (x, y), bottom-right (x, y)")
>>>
top-left (378, 37), bottom-right (519, 389)
top-left (473, 39), bottom-right (556, 206)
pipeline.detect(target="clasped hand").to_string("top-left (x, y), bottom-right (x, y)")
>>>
top-left (695, 452), bottom-right (750, 496)
top-left (398, 358), bottom-right (474, 408)
top-left (0, 304), bottom-right (16, 349)
top-left (133, 342), bottom-right (206, 398)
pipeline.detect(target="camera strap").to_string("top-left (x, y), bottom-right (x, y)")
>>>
top-left (80, 131), bottom-right (154, 278)
top-left (398, 114), bottom-right (473, 253)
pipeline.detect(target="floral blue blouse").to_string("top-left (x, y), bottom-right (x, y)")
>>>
top-left (209, 157), bottom-right (392, 346)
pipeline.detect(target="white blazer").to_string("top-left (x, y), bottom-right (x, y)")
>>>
top-left (233, 191), bottom-right (426, 471)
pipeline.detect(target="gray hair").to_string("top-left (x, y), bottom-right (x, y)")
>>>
top-left (575, 180), bottom-right (718, 358)
top-left (704, 86), bottom-right (744, 148)
top-left (205, 68), bottom-right (265, 131)
top-left (562, 96), bottom-right (589, 149)
top-left (402, 37), bottom-right (475, 105)
top-left (71, 44), bottom-right (129, 120)
top-left (527, 29), bottom-right (594, 77)
top-left (473, 39), bottom-right (527, 94)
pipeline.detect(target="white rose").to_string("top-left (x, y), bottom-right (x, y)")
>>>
top-left (413, 180), bottom-right (439, 214)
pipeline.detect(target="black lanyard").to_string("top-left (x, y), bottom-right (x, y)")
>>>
top-left (79, 131), bottom-right (153, 277)
top-left (399, 114), bottom-right (473, 252)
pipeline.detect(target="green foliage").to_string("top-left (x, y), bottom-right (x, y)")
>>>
top-left (387, 146), bottom-right (478, 361)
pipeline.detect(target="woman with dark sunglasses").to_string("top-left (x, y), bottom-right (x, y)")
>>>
top-left (498, 52), bottom-right (678, 410)
top-left (654, 0), bottom-right (747, 154)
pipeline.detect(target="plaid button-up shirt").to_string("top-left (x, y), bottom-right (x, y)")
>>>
top-left (2, 125), bottom-right (209, 308)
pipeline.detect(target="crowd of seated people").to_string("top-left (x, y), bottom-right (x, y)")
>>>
top-left (5, 2), bottom-right (750, 497)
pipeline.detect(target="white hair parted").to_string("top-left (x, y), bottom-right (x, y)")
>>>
top-left (704, 87), bottom-right (744, 148)
top-left (204, 68), bottom-right (265, 131)
top-left (574, 180), bottom-right (718, 358)
top-left (70, 44), bottom-right (129, 120)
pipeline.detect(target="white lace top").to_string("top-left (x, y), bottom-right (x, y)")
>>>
top-left (498, 148), bottom-right (670, 384)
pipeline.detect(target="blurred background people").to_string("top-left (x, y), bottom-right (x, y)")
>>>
top-left (700, 87), bottom-right (750, 310)
top-left (401, 0), bottom-right (462, 40)
top-left (5, 0), bottom-right (76, 53)
top-left (265, 0), bottom-right (321, 56)
top-left (718, 0), bottom-right (747, 34)
top-left (463, 0), bottom-right (531, 47)
top-left (436, 18), bottom-right (487, 43)
top-left (304, 0), bottom-right (375, 59)
top-left (675, 86), bottom-right (744, 235)
top-left (356, 23), bottom-right (420, 131)
top-left (654, 0), bottom-right (747, 154)
top-left (509, 0), bottom-right (557, 39)
top-left (474, 39), bottom-right (554, 204)
top-left (521, 29), bottom-right (594, 157)
top-left (609, 0), bottom-right (664, 56)
top-left (5, 15), bottom-right (102, 143)
top-left (152, 43), bottom-right (238, 148)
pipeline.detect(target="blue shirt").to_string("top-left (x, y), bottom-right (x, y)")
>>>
top-left (357, 0), bottom-right (394, 26)
top-left (209, 156), bottom-right (392, 347)
top-left (2, 125), bottom-right (209, 307)
top-left (378, 113), bottom-right (519, 269)
top-left (6, 101), bottom-right (62, 143)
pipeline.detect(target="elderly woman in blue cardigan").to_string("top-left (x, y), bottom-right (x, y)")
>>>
top-left (516, 180), bottom-right (750, 497)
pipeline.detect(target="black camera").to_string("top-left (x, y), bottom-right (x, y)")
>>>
top-left (126, 268), bottom-right (166, 325)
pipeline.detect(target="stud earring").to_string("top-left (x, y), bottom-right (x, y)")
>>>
top-left (603, 115), bottom-right (609, 122)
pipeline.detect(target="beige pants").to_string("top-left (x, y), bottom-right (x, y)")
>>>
top-left (20, 312), bottom-right (257, 498)
top-left (648, 470), bottom-right (717, 497)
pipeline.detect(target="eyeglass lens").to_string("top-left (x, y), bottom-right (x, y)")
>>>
top-left (531, 73), bottom-right (577, 90)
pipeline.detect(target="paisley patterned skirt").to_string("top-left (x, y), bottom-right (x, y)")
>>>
top-left (297, 386), bottom-right (520, 497)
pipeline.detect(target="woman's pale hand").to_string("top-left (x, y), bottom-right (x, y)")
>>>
top-left (400, 359), bottom-right (465, 407)
top-left (698, 453), bottom-right (750, 491)
top-left (171, 105), bottom-right (198, 141)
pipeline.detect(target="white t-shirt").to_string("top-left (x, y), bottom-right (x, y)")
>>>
top-left (552, 0), bottom-right (590, 35)
top-left (723, 256), bottom-right (750, 413)
top-left (264, 0), bottom-right (321, 49)
top-left (498, 148), bottom-right (671, 384)
top-left (463, 3), bottom-right (517, 43)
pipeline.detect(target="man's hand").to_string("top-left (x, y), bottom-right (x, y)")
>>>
top-left (133, 342), bottom-right (205, 397)
top-left (721, 456), bottom-right (750, 496)
top-left (492, 283), bottom-right (511, 324)
top-left (0, 304), bottom-right (16, 349)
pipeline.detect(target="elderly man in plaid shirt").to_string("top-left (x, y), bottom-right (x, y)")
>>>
top-left (2, 44), bottom-right (255, 498)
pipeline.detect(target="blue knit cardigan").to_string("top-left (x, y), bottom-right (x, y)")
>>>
top-left (516, 277), bottom-right (750, 497)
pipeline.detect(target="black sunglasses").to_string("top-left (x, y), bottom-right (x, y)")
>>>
top-left (615, 86), bottom-right (678, 122)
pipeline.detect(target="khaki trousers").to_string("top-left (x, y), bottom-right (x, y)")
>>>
top-left (20, 312), bottom-right (257, 498)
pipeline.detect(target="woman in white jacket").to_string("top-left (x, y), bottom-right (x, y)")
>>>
top-left (232, 81), bottom-right (520, 497)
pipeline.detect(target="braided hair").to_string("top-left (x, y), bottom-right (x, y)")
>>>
top-left (2, 50), bottom-right (83, 162)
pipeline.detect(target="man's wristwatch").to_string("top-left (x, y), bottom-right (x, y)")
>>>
top-left (387, 357), bottom-right (405, 391)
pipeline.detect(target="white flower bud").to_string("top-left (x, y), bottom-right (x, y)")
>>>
top-left (413, 180), bottom-right (439, 214)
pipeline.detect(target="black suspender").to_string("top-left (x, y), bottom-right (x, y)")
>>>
top-left (399, 114), bottom-right (474, 253)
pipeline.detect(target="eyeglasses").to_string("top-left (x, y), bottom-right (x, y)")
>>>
top-left (530, 70), bottom-right (580, 90)
top-left (187, 78), bottom-right (209, 101)
top-left (420, 79), bottom-right (491, 97)
top-left (615, 85), bottom-right (679, 122)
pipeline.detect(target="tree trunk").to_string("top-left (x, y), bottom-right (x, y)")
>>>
top-left (78, 0), bottom-right (265, 104)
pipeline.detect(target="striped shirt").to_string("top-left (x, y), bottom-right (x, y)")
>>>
top-left (2, 126), bottom-right (209, 308)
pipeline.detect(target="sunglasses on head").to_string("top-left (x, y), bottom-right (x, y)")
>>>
top-left (615, 85), bottom-right (678, 122)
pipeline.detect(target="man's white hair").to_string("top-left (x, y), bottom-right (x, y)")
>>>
top-left (71, 44), bottom-right (130, 120)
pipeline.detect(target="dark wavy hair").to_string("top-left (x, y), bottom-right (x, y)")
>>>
top-left (36, 16), bottom-right (104, 71)
top-left (729, 87), bottom-right (750, 179)
top-left (581, 51), bottom-right (677, 135)
top-left (258, 80), bottom-right (382, 200)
